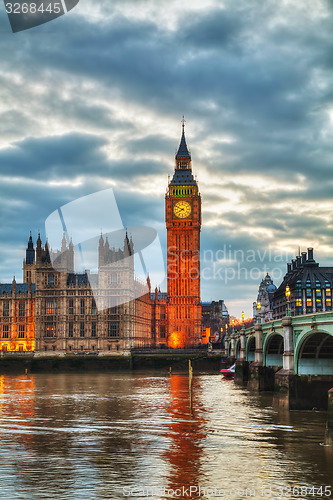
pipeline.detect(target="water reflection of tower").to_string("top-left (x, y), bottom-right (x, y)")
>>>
top-left (164, 374), bottom-right (206, 498)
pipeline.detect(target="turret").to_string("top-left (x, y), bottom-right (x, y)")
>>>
top-left (124, 232), bottom-right (131, 256)
top-left (98, 233), bottom-right (104, 267)
top-left (68, 238), bottom-right (74, 272)
top-left (44, 240), bottom-right (51, 264)
top-left (26, 232), bottom-right (35, 265)
top-left (61, 232), bottom-right (67, 252)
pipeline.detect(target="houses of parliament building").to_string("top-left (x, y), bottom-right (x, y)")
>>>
top-left (0, 123), bottom-right (202, 354)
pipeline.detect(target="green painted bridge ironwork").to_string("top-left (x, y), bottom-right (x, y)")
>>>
top-left (225, 311), bottom-right (333, 376)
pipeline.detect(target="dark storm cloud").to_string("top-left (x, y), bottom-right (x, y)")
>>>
top-left (0, 133), bottom-right (108, 178)
top-left (180, 8), bottom-right (245, 50)
top-left (126, 135), bottom-right (176, 156)
top-left (0, 132), bottom-right (167, 180)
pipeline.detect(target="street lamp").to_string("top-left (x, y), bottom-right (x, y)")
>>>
top-left (285, 285), bottom-right (291, 317)
top-left (257, 301), bottom-right (261, 324)
top-left (242, 311), bottom-right (245, 326)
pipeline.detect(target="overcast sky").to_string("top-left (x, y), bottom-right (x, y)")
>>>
top-left (0, 0), bottom-right (333, 317)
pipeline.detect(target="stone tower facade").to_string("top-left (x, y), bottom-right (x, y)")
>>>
top-left (165, 121), bottom-right (202, 347)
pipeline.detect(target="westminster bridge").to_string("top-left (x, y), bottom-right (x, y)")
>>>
top-left (224, 311), bottom-right (333, 413)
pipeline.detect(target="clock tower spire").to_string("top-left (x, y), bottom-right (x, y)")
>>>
top-left (165, 119), bottom-right (202, 348)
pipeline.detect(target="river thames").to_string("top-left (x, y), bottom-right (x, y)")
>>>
top-left (0, 372), bottom-right (332, 499)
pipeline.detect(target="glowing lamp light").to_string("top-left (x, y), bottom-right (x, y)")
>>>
top-left (168, 331), bottom-right (185, 349)
top-left (285, 285), bottom-right (291, 316)
top-left (257, 301), bottom-right (262, 324)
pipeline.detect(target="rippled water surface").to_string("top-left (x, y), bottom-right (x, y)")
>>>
top-left (0, 373), bottom-right (332, 499)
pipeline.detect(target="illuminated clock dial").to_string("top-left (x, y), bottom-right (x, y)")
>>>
top-left (174, 201), bottom-right (191, 218)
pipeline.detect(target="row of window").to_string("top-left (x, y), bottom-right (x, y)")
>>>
top-left (45, 322), bottom-right (120, 338)
top-left (1, 322), bottom-right (120, 339)
top-left (1, 301), bottom-right (28, 317)
top-left (0, 345), bottom-right (120, 352)
top-left (1, 298), bottom-right (123, 317)
top-left (1, 324), bottom-right (25, 338)
top-left (42, 345), bottom-right (119, 352)
top-left (46, 299), bottom-right (120, 316)
top-left (47, 298), bottom-right (98, 315)
top-left (170, 186), bottom-right (196, 197)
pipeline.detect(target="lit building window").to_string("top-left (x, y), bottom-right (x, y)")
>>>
top-left (45, 324), bottom-right (55, 337)
top-left (296, 299), bottom-right (302, 307)
top-left (18, 325), bottom-right (25, 338)
top-left (46, 299), bottom-right (56, 315)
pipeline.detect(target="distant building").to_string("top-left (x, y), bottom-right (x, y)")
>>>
top-left (253, 273), bottom-right (277, 324)
top-left (273, 248), bottom-right (333, 319)
top-left (202, 300), bottom-right (229, 344)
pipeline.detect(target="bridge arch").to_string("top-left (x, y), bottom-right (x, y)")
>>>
top-left (264, 333), bottom-right (284, 367)
top-left (295, 329), bottom-right (333, 375)
top-left (235, 339), bottom-right (241, 359)
top-left (246, 335), bottom-right (255, 362)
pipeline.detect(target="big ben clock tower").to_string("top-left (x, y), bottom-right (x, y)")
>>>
top-left (166, 118), bottom-right (202, 348)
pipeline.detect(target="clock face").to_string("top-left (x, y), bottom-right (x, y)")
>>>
top-left (174, 201), bottom-right (191, 219)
